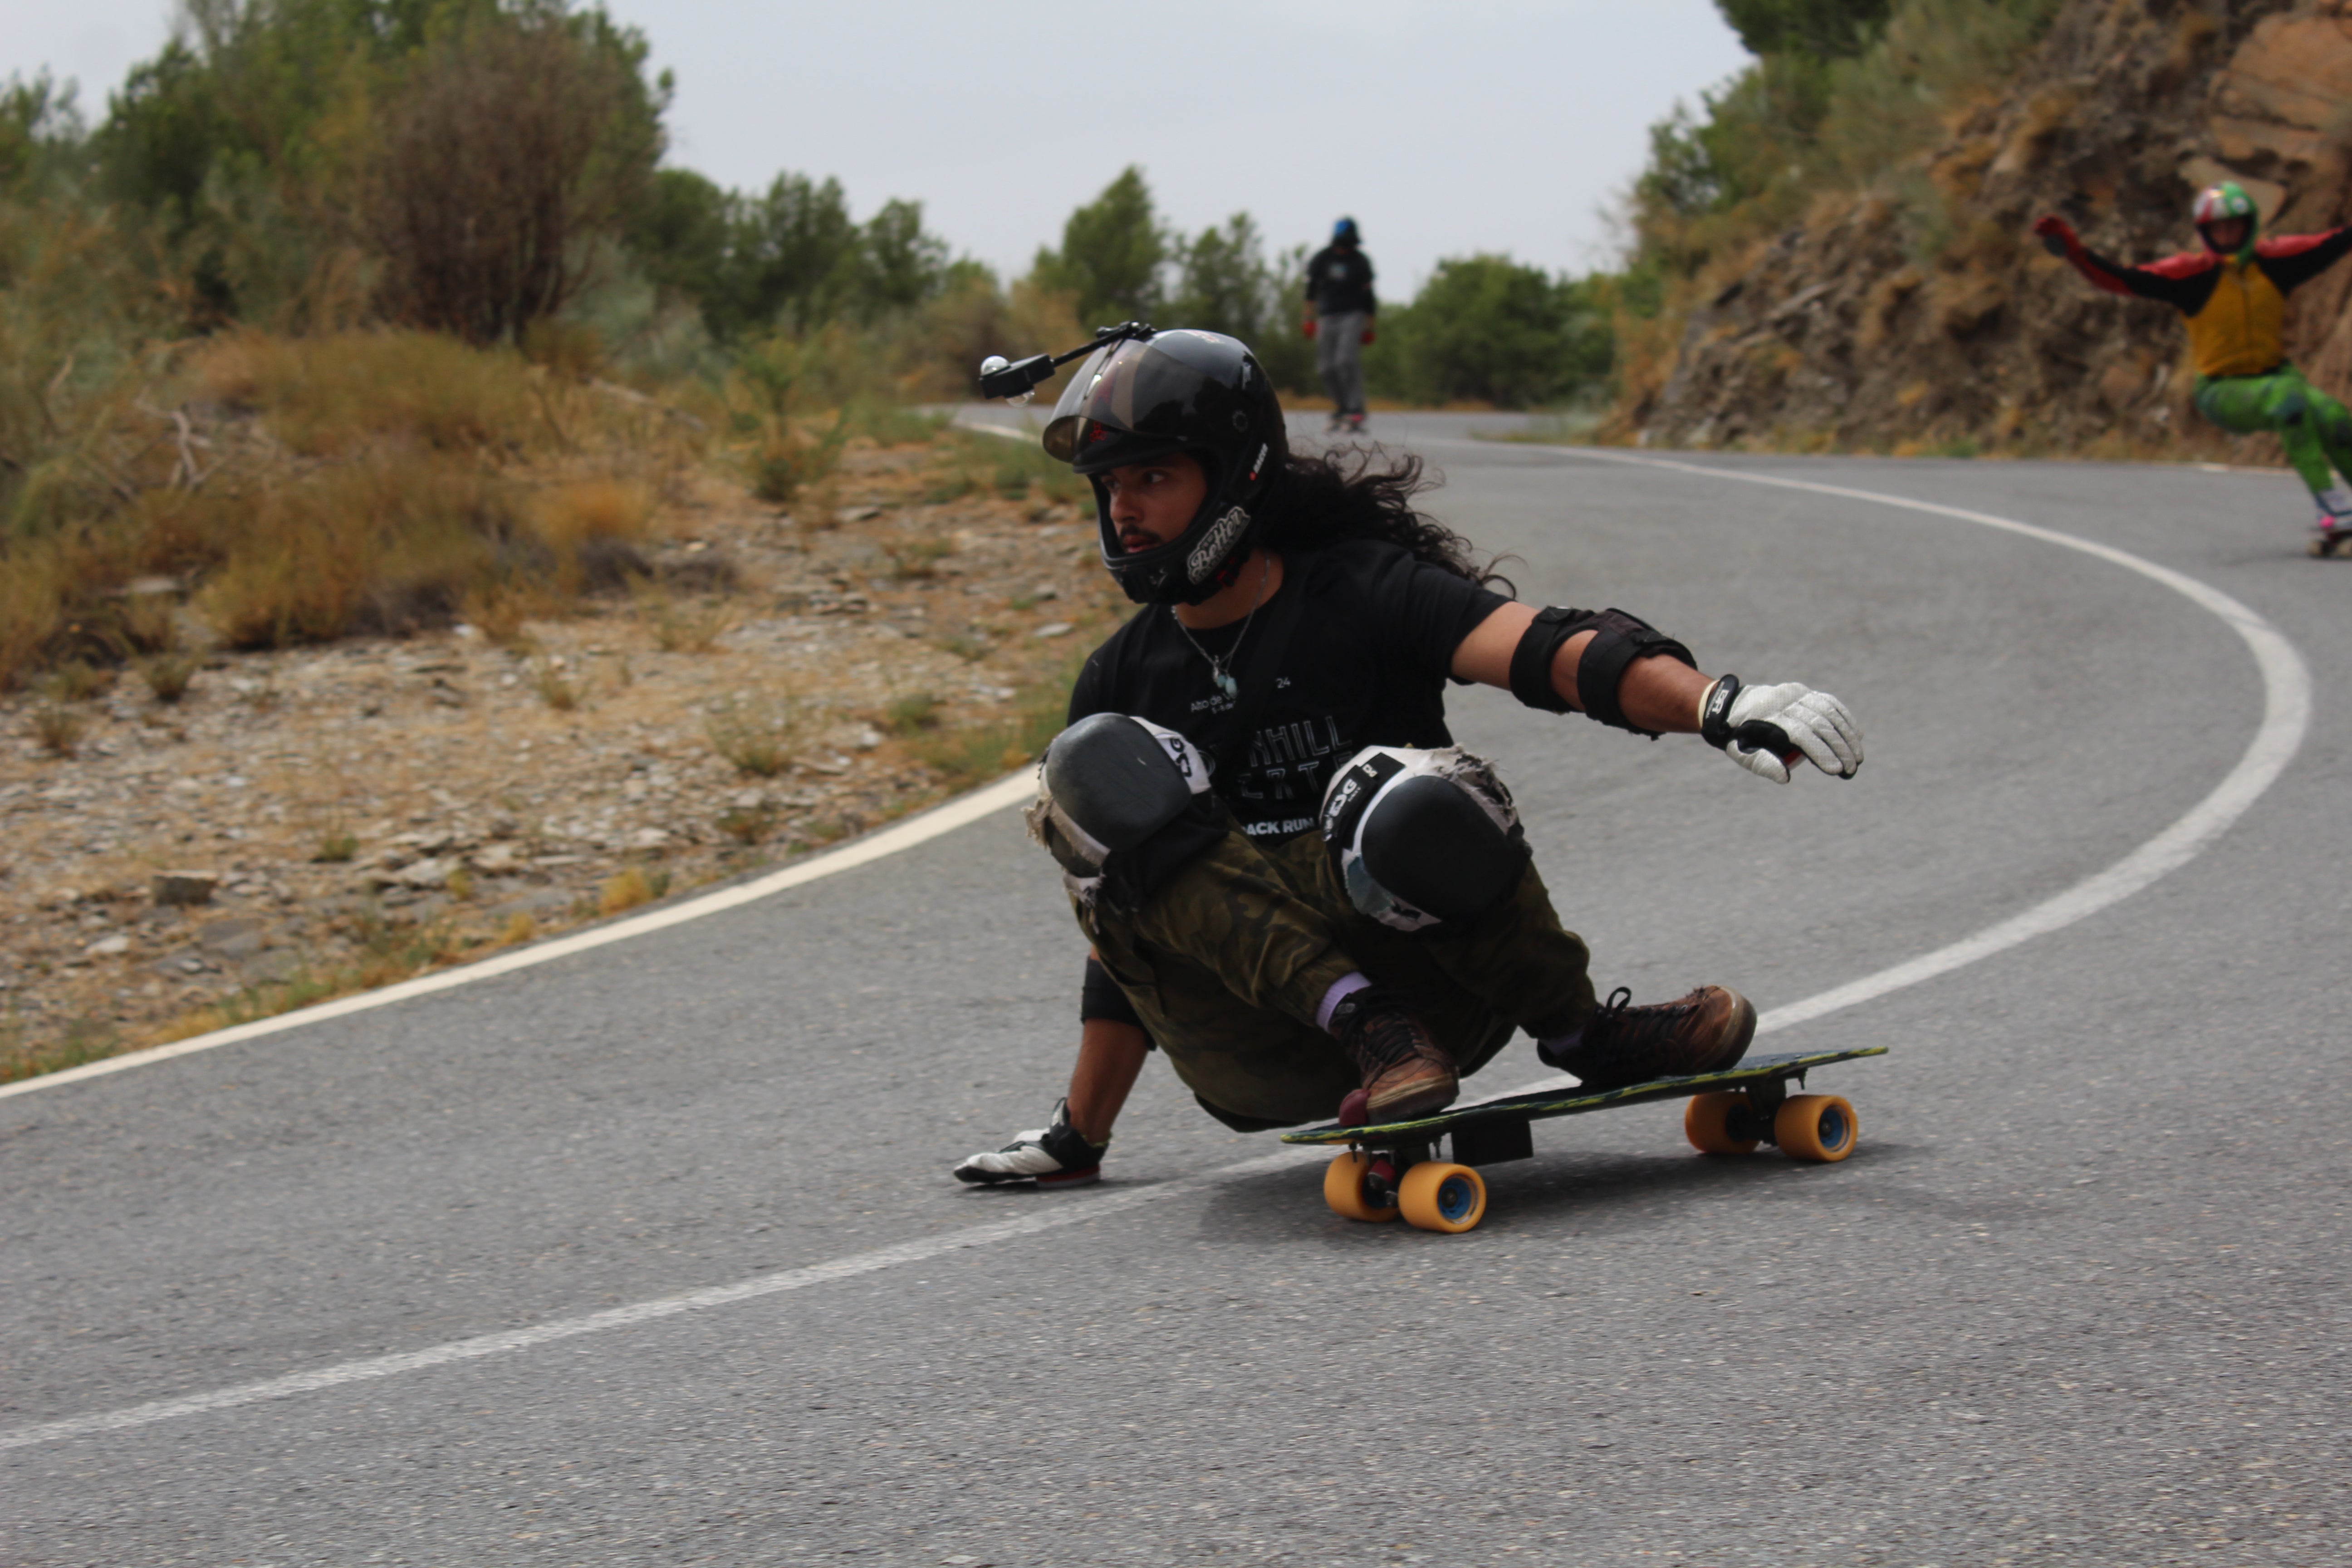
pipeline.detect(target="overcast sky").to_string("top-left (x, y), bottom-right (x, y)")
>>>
top-left (9, 0), bottom-right (1753, 294)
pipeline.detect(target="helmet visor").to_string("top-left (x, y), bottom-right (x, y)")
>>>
top-left (1042, 333), bottom-right (1244, 470)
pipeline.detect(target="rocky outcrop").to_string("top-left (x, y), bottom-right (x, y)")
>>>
top-left (1633, 0), bottom-right (2352, 460)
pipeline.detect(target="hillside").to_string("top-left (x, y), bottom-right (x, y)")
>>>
top-left (1626, 0), bottom-right (2352, 461)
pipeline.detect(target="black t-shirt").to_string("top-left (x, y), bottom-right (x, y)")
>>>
top-left (1068, 541), bottom-right (1509, 842)
top-left (1305, 244), bottom-right (1377, 317)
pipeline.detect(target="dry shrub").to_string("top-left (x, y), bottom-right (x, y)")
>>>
top-left (193, 458), bottom-right (515, 647)
top-left (706, 692), bottom-right (797, 776)
top-left (634, 578), bottom-right (734, 653)
top-left (531, 480), bottom-right (654, 593)
top-left (458, 583), bottom-right (539, 647)
top-left (598, 866), bottom-right (656, 916)
top-left (0, 544), bottom-right (70, 691)
top-left (529, 655), bottom-right (585, 710)
top-left (135, 649), bottom-right (198, 703)
top-left (363, 8), bottom-right (658, 346)
top-left (46, 660), bottom-right (113, 701)
top-left (190, 330), bottom-right (538, 457)
top-left (29, 700), bottom-right (83, 757)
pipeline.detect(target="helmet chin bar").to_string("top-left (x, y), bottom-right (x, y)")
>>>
top-left (1090, 456), bottom-right (1258, 607)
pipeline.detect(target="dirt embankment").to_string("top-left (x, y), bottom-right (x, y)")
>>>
top-left (0, 433), bottom-right (1121, 1081)
top-left (1632, 0), bottom-right (2352, 463)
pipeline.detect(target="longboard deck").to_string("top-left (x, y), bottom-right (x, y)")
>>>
top-left (1280, 1046), bottom-right (1888, 1147)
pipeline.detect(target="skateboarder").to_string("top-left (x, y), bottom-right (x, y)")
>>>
top-left (955, 328), bottom-right (1862, 1187)
top-left (2034, 184), bottom-right (2352, 554)
top-left (1304, 218), bottom-right (1376, 434)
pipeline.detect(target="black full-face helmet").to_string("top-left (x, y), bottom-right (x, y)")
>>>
top-left (1041, 328), bottom-right (1289, 606)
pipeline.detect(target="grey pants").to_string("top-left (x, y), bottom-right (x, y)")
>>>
top-left (1317, 311), bottom-right (1368, 416)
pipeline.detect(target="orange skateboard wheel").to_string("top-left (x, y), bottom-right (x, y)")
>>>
top-left (1396, 1161), bottom-right (1487, 1233)
top-left (1774, 1093), bottom-right (1859, 1162)
top-left (1685, 1091), bottom-right (1761, 1155)
top-left (1323, 1151), bottom-right (1397, 1222)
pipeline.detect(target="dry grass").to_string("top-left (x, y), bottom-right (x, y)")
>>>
top-left (881, 533), bottom-right (955, 579)
top-left (134, 649), bottom-right (199, 703)
top-left (909, 650), bottom-right (1084, 789)
top-left (191, 330), bottom-right (539, 458)
top-left (529, 655), bottom-right (586, 711)
top-left (29, 700), bottom-right (84, 757)
top-left (706, 692), bottom-right (799, 777)
top-left (598, 865), bottom-right (657, 916)
top-left (632, 578), bottom-right (734, 653)
top-left (1, 326), bottom-right (700, 691)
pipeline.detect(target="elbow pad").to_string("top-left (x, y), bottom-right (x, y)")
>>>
top-left (1507, 607), bottom-right (1695, 736)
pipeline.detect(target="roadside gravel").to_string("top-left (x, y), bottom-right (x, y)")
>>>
top-left (0, 434), bottom-right (1122, 1079)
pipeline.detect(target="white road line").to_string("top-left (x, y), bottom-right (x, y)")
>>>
top-left (1, 459), bottom-right (2309, 1453)
top-left (0, 1146), bottom-right (1317, 1454)
top-left (0, 772), bottom-right (1039, 1102)
top-left (1521, 447), bottom-right (2313, 1034)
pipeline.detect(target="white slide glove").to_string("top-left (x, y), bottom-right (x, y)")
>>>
top-left (1699, 676), bottom-right (1863, 784)
top-left (952, 1098), bottom-right (1106, 1188)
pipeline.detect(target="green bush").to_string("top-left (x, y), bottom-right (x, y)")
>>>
top-left (1368, 257), bottom-right (1613, 409)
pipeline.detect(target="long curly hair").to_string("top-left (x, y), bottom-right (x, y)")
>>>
top-left (1258, 446), bottom-right (1514, 593)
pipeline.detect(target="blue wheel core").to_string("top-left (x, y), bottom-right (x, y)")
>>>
top-left (1438, 1174), bottom-right (1477, 1222)
top-left (1818, 1105), bottom-right (1849, 1151)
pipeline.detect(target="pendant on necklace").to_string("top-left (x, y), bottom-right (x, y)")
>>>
top-left (1212, 668), bottom-right (1238, 700)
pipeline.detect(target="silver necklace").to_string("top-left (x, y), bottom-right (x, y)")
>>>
top-left (1171, 555), bottom-right (1271, 701)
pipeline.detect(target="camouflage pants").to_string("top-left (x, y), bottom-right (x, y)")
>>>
top-left (1078, 820), bottom-right (1596, 1132)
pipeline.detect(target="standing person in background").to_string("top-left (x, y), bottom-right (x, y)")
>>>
top-left (2035, 183), bottom-right (2352, 556)
top-left (1304, 217), bottom-right (1377, 434)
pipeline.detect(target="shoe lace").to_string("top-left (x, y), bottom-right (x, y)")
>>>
top-left (1587, 986), bottom-right (1699, 1057)
top-left (1336, 992), bottom-right (1432, 1071)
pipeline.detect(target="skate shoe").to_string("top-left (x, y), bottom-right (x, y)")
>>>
top-left (1537, 985), bottom-right (1757, 1091)
top-left (952, 1098), bottom-right (1106, 1188)
top-left (1328, 986), bottom-right (1458, 1122)
top-left (1326, 412), bottom-right (1347, 433)
top-left (2310, 513), bottom-right (2352, 558)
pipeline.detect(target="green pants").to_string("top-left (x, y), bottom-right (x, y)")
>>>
top-left (2194, 365), bottom-right (2352, 503)
top-left (1078, 823), bottom-right (1597, 1132)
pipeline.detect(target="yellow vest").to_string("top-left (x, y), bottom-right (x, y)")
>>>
top-left (2188, 257), bottom-right (2287, 379)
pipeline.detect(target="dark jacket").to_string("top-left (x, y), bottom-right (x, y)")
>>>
top-left (1304, 244), bottom-right (1377, 318)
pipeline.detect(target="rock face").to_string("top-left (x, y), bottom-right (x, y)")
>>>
top-left (1633, 0), bottom-right (2352, 462)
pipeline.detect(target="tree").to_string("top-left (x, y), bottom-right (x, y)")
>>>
top-left (364, 1), bottom-right (666, 344)
top-left (1168, 212), bottom-right (1312, 392)
top-left (0, 73), bottom-right (84, 199)
top-left (1032, 166), bottom-right (1164, 329)
top-left (1374, 256), bottom-right (1611, 409)
top-left (858, 198), bottom-right (948, 315)
top-left (717, 172), bottom-right (859, 336)
top-left (630, 167), bottom-right (731, 312)
top-left (1714, 0), bottom-right (1891, 59)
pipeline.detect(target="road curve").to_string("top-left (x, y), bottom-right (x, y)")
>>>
top-left (6, 418), bottom-right (2349, 1567)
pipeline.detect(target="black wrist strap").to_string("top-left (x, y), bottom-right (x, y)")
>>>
top-left (1699, 674), bottom-right (1741, 750)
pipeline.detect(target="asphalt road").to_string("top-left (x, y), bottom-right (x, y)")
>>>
top-left (6, 415), bottom-right (2349, 1567)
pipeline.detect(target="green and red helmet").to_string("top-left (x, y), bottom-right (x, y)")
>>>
top-left (2192, 181), bottom-right (2260, 258)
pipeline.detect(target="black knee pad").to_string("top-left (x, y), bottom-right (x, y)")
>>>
top-left (1026, 713), bottom-right (1227, 912)
top-left (1041, 713), bottom-right (1207, 857)
top-left (1320, 747), bottom-right (1527, 931)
